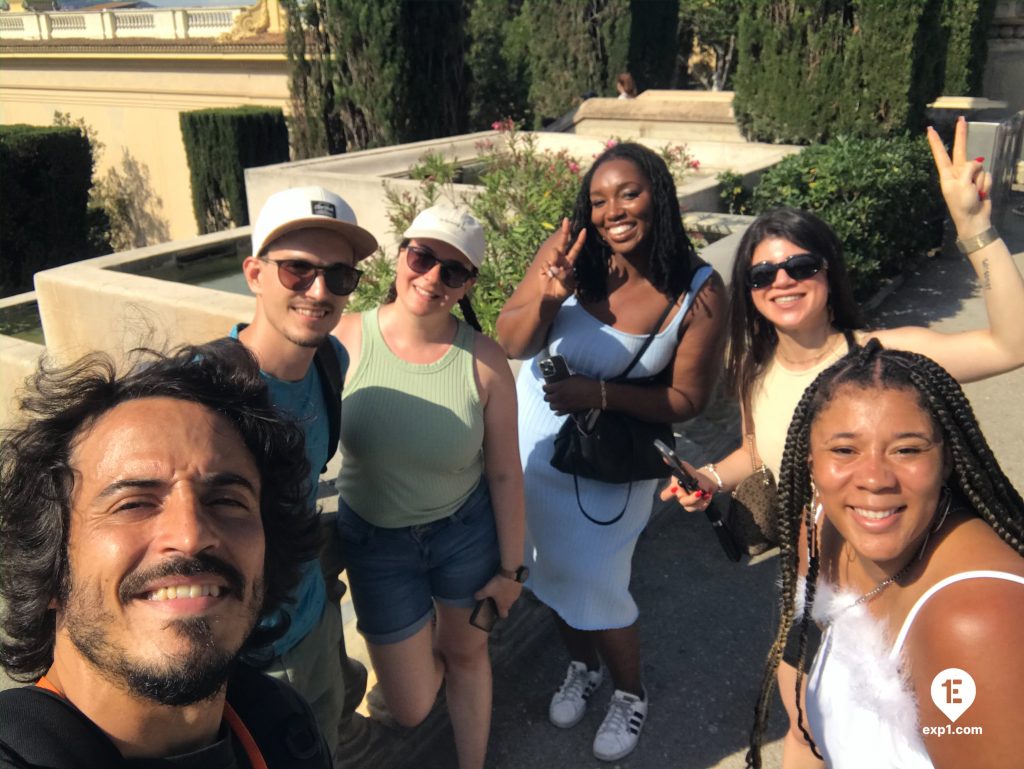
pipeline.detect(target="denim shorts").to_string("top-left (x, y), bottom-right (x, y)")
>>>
top-left (336, 479), bottom-right (500, 645)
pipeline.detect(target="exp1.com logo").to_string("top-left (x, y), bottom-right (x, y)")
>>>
top-left (921, 668), bottom-right (984, 737)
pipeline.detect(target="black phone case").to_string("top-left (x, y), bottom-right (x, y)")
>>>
top-left (470, 597), bottom-right (498, 632)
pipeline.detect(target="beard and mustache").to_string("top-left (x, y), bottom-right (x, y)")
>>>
top-left (64, 553), bottom-right (264, 707)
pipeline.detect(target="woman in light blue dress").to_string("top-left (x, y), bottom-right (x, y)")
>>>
top-left (496, 142), bottom-right (727, 762)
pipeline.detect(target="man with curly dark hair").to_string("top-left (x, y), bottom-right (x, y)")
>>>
top-left (0, 341), bottom-right (330, 768)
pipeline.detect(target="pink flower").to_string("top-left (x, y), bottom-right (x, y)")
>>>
top-left (492, 120), bottom-right (503, 131)
top-left (568, 161), bottom-right (580, 174)
top-left (605, 138), bottom-right (618, 149)
top-left (689, 159), bottom-right (701, 170)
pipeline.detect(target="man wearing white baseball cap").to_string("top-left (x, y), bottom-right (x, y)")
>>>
top-left (232, 186), bottom-right (377, 757)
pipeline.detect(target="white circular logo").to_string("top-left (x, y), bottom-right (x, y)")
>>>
top-left (930, 668), bottom-right (976, 723)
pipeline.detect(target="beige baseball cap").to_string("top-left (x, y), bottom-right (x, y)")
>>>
top-left (403, 203), bottom-right (486, 268)
top-left (251, 186), bottom-right (378, 260)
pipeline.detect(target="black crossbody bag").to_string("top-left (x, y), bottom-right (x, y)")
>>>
top-left (549, 266), bottom-right (711, 525)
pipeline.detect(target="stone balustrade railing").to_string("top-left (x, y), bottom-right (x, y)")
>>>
top-left (992, 0), bottom-right (1024, 39)
top-left (0, 6), bottom-right (247, 41)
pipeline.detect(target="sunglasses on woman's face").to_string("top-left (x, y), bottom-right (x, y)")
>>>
top-left (259, 257), bottom-right (362, 296)
top-left (746, 252), bottom-right (826, 289)
top-left (405, 245), bottom-right (477, 289)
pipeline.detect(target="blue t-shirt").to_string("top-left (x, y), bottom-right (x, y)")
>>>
top-left (231, 325), bottom-right (348, 657)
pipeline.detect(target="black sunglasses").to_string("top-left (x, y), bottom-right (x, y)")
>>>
top-left (259, 257), bottom-right (362, 296)
top-left (405, 245), bottom-right (478, 289)
top-left (746, 252), bottom-right (826, 289)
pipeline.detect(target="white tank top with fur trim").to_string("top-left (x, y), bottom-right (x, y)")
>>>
top-left (804, 571), bottom-right (1024, 768)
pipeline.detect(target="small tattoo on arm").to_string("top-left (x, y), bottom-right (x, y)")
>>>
top-left (982, 258), bottom-right (992, 290)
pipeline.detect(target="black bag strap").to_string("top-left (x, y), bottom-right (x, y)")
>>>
top-left (567, 427), bottom-right (632, 526)
top-left (226, 325), bottom-right (343, 474)
top-left (310, 338), bottom-right (343, 472)
top-left (0, 686), bottom-right (126, 768)
top-left (614, 293), bottom-right (679, 381)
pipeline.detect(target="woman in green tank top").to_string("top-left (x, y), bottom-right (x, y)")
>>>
top-left (332, 205), bottom-right (525, 769)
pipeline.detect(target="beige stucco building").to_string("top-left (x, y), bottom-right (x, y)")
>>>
top-left (0, 0), bottom-right (289, 241)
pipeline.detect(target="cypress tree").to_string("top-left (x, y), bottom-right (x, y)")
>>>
top-left (733, 0), bottom-right (947, 144)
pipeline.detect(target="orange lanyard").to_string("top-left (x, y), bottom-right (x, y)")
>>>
top-left (36, 676), bottom-right (269, 769)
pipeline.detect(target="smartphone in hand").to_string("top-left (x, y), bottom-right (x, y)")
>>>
top-left (653, 439), bottom-right (742, 562)
top-left (470, 597), bottom-right (498, 633)
top-left (540, 355), bottom-right (599, 432)
top-left (653, 439), bottom-right (702, 493)
top-left (539, 355), bottom-right (572, 383)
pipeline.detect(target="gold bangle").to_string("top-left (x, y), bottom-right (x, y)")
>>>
top-left (599, 380), bottom-right (608, 410)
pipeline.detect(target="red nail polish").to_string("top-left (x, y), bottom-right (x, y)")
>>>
top-left (975, 157), bottom-right (985, 163)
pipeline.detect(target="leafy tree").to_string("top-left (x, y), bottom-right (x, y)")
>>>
top-left (679, 0), bottom-right (740, 90)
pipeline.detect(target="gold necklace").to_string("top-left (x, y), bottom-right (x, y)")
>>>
top-left (776, 333), bottom-right (841, 367)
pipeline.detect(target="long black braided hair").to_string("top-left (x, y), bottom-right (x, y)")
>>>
top-left (569, 142), bottom-right (703, 304)
top-left (746, 339), bottom-right (1024, 767)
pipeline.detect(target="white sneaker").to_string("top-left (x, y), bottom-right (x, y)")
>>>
top-left (549, 661), bottom-right (605, 728)
top-left (592, 687), bottom-right (648, 761)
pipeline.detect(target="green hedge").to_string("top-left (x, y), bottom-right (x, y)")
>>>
top-left (0, 125), bottom-right (92, 297)
top-left (733, 0), bottom-right (943, 144)
top-left (751, 135), bottom-right (943, 297)
top-left (939, 0), bottom-right (998, 96)
top-left (179, 106), bottom-right (290, 235)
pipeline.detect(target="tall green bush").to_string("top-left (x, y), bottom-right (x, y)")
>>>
top-left (326, 0), bottom-right (467, 150)
top-left (939, 0), bottom-right (997, 96)
top-left (179, 106), bottom-right (289, 235)
top-left (751, 136), bottom-right (943, 296)
top-left (508, 0), bottom-right (631, 125)
top-left (733, 0), bottom-right (945, 144)
top-left (465, 0), bottom-right (532, 129)
top-left (0, 125), bottom-right (93, 296)
top-left (282, 0), bottom-right (344, 159)
top-left (626, 0), bottom-right (680, 91)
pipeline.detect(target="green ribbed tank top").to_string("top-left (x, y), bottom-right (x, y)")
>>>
top-left (337, 308), bottom-right (485, 528)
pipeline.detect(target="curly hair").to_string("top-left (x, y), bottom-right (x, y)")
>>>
top-left (569, 142), bottom-right (703, 304)
top-left (746, 340), bottom-right (1024, 767)
top-left (726, 207), bottom-right (863, 413)
top-left (0, 340), bottom-right (321, 681)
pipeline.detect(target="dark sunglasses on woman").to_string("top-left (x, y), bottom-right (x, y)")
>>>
top-left (405, 244), bottom-right (478, 289)
top-left (746, 252), bottom-right (826, 289)
top-left (259, 257), bottom-right (362, 296)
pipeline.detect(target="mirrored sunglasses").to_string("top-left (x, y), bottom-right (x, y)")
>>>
top-left (260, 257), bottom-right (362, 296)
top-left (746, 252), bottom-right (826, 289)
top-left (405, 245), bottom-right (477, 289)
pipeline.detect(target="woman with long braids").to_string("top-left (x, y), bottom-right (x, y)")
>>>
top-left (746, 341), bottom-right (1024, 768)
top-left (332, 204), bottom-right (524, 769)
top-left (496, 142), bottom-right (727, 761)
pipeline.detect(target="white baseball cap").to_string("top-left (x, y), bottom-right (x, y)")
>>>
top-left (403, 203), bottom-right (486, 268)
top-left (251, 186), bottom-right (378, 261)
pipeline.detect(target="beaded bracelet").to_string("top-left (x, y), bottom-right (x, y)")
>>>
top-left (599, 380), bottom-right (608, 410)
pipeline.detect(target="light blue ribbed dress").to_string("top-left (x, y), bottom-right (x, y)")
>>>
top-left (517, 266), bottom-right (712, 630)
